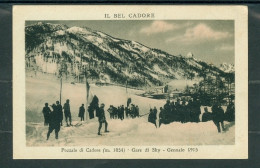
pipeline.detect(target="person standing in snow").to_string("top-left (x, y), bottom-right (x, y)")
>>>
top-left (47, 104), bottom-right (61, 140)
top-left (212, 103), bottom-right (225, 133)
top-left (56, 101), bottom-right (63, 126)
top-left (78, 104), bottom-right (85, 121)
top-left (120, 105), bottom-right (125, 120)
top-left (159, 107), bottom-right (165, 127)
top-left (42, 103), bottom-right (51, 126)
top-left (175, 99), bottom-right (182, 122)
top-left (193, 99), bottom-right (201, 123)
top-left (148, 107), bottom-right (157, 128)
top-left (63, 99), bottom-right (72, 126)
top-left (225, 102), bottom-right (235, 122)
top-left (136, 105), bottom-right (140, 117)
top-left (107, 105), bottom-right (114, 119)
top-left (202, 107), bottom-right (212, 122)
top-left (88, 95), bottom-right (99, 119)
top-left (97, 103), bottom-right (109, 135)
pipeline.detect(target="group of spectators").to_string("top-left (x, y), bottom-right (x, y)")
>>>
top-left (107, 104), bottom-right (140, 120)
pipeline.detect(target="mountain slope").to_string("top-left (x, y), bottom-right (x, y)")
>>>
top-left (25, 22), bottom-right (230, 87)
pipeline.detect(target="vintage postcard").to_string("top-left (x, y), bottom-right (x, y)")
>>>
top-left (13, 5), bottom-right (248, 159)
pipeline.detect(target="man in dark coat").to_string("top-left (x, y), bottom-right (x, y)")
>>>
top-left (88, 105), bottom-right (95, 119)
top-left (107, 105), bottom-right (114, 119)
top-left (125, 107), bottom-right (129, 118)
top-left (78, 104), bottom-right (85, 121)
top-left (97, 103), bottom-right (109, 135)
top-left (130, 104), bottom-right (135, 118)
top-left (159, 107), bottom-right (165, 127)
top-left (47, 104), bottom-right (61, 140)
top-left (182, 101), bottom-right (190, 123)
top-left (175, 99), bottom-right (182, 122)
top-left (164, 100), bottom-right (171, 113)
top-left (88, 95), bottom-right (99, 119)
top-left (135, 105), bottom-right (139, 118)
top-left (42, 103), bottom-right (51, 126)
top-left (212, 103), bottom-right (225, 133)
top-left (202, 107), bottom-right (212, 122)
top-left (192, 99), bottom-right (201, 123)
top-left (148, 107), bottom-right (157, 128)
top-left (63, 99), bottom-right (72, 126)
top-left (225, 102), bottom-right (235, 122)
top-left (120, 105), bottom-right (125, 120)
top-left (56, 101), bottom-right (63, 126)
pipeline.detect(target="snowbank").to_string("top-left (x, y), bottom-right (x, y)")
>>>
top-left (26, 76), bottom-right (235, 146)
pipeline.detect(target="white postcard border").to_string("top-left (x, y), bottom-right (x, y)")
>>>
top-left (13, 5), bottom-right (248, 159)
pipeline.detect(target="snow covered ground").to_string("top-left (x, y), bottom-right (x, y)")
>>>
top-left (26, 74), bottom-right (235, 146)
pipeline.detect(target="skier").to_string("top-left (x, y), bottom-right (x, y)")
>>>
top-left (42, 103), bottom-right (51, 126)
top-left (212, 103), bottom-right (225, 133)
top-left (47, 104), bottom-right (61, 140)
top-left (56, 101), bottom-right (63, 126)
top-left (63, 99), bottom-right (72, 126)
top-left (78, 104), bottom-right (85, 121)
top-left (97, 103), bottom-right (109, 135)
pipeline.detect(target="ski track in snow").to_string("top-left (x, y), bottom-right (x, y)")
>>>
top-left (26, 76), bottom-right (235, 146)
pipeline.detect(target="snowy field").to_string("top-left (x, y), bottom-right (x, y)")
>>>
top-left (26, 74), bottom-right (235, 146)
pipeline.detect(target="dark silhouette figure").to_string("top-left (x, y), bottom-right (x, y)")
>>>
top-left (47, 104), bottom-right (61, 140)
top-left (135, 105), bottom-right (139, 117)
top-left (182, 101), bottom-right (190, 123)
top-left (192, 99), bottom-right (201, 123)
top-left (125, 107), bottom-right (130, 118)
top-left (159, 107), bottom-right (165, 127)
top-left (127, 98), bottom-right (131, 108)
top-left (202, 107), bottom-right (212, 122)
top-left (42, 103), bottom-right (51, 126)
top-left (120, 105), bottom-right (125, 120)
top-left (148, 107), bottom-right (157, 128)
top-left (88, 95), bottom-right (99, 119)
top-left (212, 103), bottom-right (225, 133)
top-left (56, 101), bottom-right (63, 126)
top-left (225, 102), bottom-right (235, 122)
top-left (97, 103), bottom-right (109, 135)
top-left (107, 105), bottom-right (114, 119)
top-left (63, 99), bottom-right (72, 126)
top-left (78, 104), bottom-right (85, 121)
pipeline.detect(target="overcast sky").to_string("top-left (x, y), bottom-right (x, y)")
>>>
top-left (27, 20), bottom-right (234, 65)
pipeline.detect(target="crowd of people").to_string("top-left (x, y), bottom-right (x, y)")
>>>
top-left (107, 104), bottom-right (140, 120)
top-left (155, 99), bottom-right (201, 127)
top-left (42, 97), bottom-right (111, 139)
top-left (42, 96), bottom-right (235, 140)
top-left (148, 99), bottom-right (235, 133)
top-left (42, 100), bottom-right (72, 140)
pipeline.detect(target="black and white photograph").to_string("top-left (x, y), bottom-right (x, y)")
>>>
top-left (13, 5), bottom-right (248, 159)
top-left (25, 20), bottom-right (235, 146)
